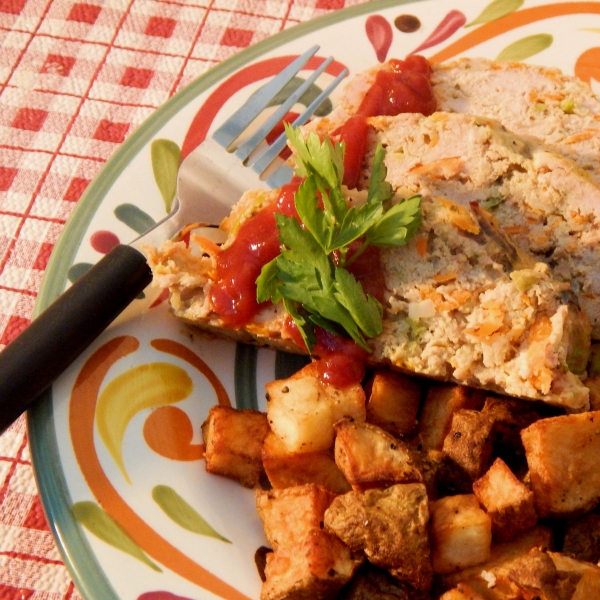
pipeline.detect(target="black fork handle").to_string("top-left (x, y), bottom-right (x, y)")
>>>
top-left (0, 244), bottom-right (152, 434)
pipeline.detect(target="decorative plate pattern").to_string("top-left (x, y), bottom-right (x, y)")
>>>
top-left (28, 0), bottom-right (600, 598)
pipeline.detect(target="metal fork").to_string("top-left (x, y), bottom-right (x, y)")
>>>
top-left (139, 46), bottom-right (347, 247)
top-left (0, 46), bottom-right (347, 433)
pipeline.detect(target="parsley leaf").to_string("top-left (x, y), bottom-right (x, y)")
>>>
top-left (256, 126), bottom-right (422, 352)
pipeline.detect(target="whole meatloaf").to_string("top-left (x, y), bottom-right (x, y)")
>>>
top-left (146, 188), bottom-right (591, 411)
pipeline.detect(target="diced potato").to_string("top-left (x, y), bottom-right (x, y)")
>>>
top-left (265, 362), bottom-right (366, 453)
top-left (442, 409), bottom-right (495, 483)
top-left (339, 562), bottom-right (432, 600)
top-left (562, 513), bottom-right (600, 564)
top-left (496, 547), bottom-right (576, 600)
top-left (201, 405), bottom-right (268, 488)
top-left (441, 525), bottom-right (553, 591)
top-left (439, 583), bottom-right (488, 600)
top-left (473, 458), bottom-right (538, 542)
top-left (415, 448), bottom-right (446, 500)
top-left (584, 375), bottom-right (600, 411)
top-left (521, 410), bottom-right (600, 517)
top-left (481, 396), bottom-right (549, 456)
top-left (255, 484), bottom-right (362, 600)
top-left (324, 483), bottom-right (432, 591)
top-left (417, 384), bottom-right (485, 451)
top-left (262, 430), bottom-right (350, 494)
top-left (429, 494), bottom-right (492, 575)
top-left (365, 370), bottom-right (423, 437)
top-left (333, 419), bottom-right (422, 491)
top-left (549, 551), bottom-right (600, 600)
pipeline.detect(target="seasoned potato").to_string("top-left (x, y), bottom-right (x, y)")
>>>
top-left (549, 552), bottom-right (600, 600)
top-left (417, 384), bottom-right (485, 451)
top-left (266, 362), bottom-right (366, 453)
top-left (584, 376), bottom-right (600, 411)
top-left (439, 583), bottom-right (488, 600)
top-left (441, 525), bottom-right (553, 592)
top-left (339, 563), bottom-right (433, 600)
top-left (497, 547), bottom-right (579, 600)
top-left (334, 419), bottom-right (422, 491)
top-left (201, 406), bottom-right (268, 488)
top-left (562, 513), bottom-right (600, 564)
top-left (255, 484), bottom-right (362, 600)
top-left (262, 430), bottom-right (350, 494)
top-left (481, 396), bottom-right (549, 456)
top-left (473, 457), bottom-right (538, 542)
top-left (442, 409), bottom-right (495, 483)
top-left (324, 483), bottom-right (432, 591)
top-left (521, 410), bottom-right (600, 517)
top-left (365, 370), bottom-right (423, 437)
top-left (429, 494), bottom-right (492, 575)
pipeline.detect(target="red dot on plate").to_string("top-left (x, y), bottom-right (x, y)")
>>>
top-left (91, 230), bottom-right (120, 254)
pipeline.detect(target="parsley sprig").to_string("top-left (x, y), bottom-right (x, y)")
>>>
top-left (256, 124), bottom-right (422, 352)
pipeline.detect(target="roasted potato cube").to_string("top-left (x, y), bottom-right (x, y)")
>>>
top-left (441, 525), bottom-right (553, 592)
top-left (429, 494), bottom-right (492, 575)
top-left (365, 370), bottom-right (422, 437)
top-left (262, 430), bottom-right (350, 494)
top-left (255, 484), bottom-right (362, 600)
top-left (442, 409), bottom-right (495, 482)
top-left (498, 547), bottom-right (579, 600)
top-left (325, 483), bottom-right (432, 591)
top-left (334, 419), bottom-right (422, 491)
top-left (584, 375), bottom-right (600, 411)
top-left (338, 563), bottom-right (433, 600)
top-left (549, 552), bottom-right (600, 600)
top-left (439, 583), bottom-right (488, 600)
top-left (521, 410), bottom-right (600, 517)
top-left (201, 406), bottom-right (268, 488)
top-left (266, 363), bottom-right (366, 453)
top-left (415, 448), bottom-right (446, 500)
top-left (473, 457), bottom-right (537, 542)
top-left (481, 396), bottom-right (549, 455)
top-left (417, 384), bottom-right (485, 451)
top-left (562, 513), bottom-right (600, 564)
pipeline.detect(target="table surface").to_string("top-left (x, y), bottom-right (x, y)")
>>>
top-left (0, 0), bottom-right (365, 597)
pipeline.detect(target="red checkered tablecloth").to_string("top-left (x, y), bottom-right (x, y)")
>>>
top-left (0, 0), bottom-right (367, 596)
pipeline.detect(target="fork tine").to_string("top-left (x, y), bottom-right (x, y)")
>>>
top-left (232, 56), bottom-right (334, 162)
top-left (212, 45), bottom-right (320, 148)
top-left (251, 67), bottom-right (349, 187)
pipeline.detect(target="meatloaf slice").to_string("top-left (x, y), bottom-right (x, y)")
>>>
top-left (432, 57), bottom-right (600, 184)
top-left (310, 57), bottom-right (600, 185)
top-left (146, 188), bottom-right (590, 411)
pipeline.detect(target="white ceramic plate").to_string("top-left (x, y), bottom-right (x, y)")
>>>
top-left (28, 0), bottom-right (600, 598)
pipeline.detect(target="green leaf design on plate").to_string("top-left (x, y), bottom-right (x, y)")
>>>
top-left (68, 262), bottom-right (93, 283)
top-left (152, 485), bottom-right (231, 543)
top-left (114, 203), bottom-right (156, 234)
top-left (151, 139), bottom-right (181, 213)
top-left (465, 0), bottom-right (523, 27)
top-left (496, 34), bottom-right (553, 62)
top-left (72, 501), bottom-right (161, 571)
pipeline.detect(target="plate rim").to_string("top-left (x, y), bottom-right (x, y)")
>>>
top-left (26, 0), bottom-right (426, 598)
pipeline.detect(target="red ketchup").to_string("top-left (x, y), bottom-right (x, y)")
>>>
top-left (209, 181), bottom-right (299, 328)
top-left (313, 327), bottom-right (369, 388)
top-left (338, 55), bottom-right (436, 189)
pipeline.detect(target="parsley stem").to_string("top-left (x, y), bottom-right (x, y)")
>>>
top-left (344, 238), bottom-right (369, 268)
